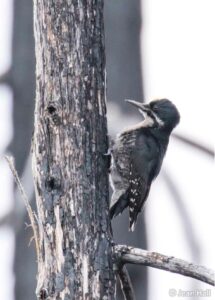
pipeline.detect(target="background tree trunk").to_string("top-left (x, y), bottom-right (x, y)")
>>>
top-left (32, 1), bottom-right (116, 299)
top-left (7, 0), bottom-right (36, 299)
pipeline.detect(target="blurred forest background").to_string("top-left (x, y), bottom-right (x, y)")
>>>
top-left (0, 0), bottom-right (214, 300)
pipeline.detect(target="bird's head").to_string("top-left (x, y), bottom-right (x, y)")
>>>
top-left (125, 98), bottom-right (180, 131)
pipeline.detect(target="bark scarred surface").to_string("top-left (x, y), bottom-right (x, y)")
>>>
top-left (33, 1), bottom-right (115, 299)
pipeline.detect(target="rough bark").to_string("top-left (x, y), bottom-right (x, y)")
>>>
top-left (32, 1), bottom-right (115, 299)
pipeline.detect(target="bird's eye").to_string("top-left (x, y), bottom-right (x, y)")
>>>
top-left (150, 103), bottom-right (158, 110)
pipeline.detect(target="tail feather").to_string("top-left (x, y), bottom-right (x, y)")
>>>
top-left (129, 211), bottom-right (139, 231)
top-left (110, 190), bottom-right (129, 219)
top-left (129, 185), bottom-right (150, 231)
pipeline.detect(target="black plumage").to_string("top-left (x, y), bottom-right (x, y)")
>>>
top-left (109, 99), bottom-right (180, 231)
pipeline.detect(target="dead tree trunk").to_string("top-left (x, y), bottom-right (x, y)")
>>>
top-left (32, 1), bottom-right (116, 299)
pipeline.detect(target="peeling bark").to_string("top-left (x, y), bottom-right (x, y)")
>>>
top-left (32, 1), bottom-right (115, 299)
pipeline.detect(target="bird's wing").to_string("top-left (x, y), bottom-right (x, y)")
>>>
top-left (128, 161), bottom-right (150, 231)
top-left (109, 188), bottom-right (129, 219)
top-left (128, 133), bottom-right (160, 231)
top-left (109, 146), bottom-right (131, 219)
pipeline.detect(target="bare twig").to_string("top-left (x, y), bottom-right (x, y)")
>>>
top-left (0, 69), bottom-right (12, 85)
top-left (5, 155), bottom-right (40, 262)
top-left (118, 265), bottom-right (136, 300)
top-left (114, 245), bottom-right (215, 286)
top-left (0, 154), bottom-right (35, 232)
top-left (0, 211), bottom-right (16, 227)
top-left (173, 133), bottom-right (214, 158)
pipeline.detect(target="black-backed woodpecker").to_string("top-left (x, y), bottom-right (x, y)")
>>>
top-left (109, 99), bottom-right (180, 231)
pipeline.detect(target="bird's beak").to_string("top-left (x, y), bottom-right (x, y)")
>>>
top-left (125, 99), bottom-right (150, 112)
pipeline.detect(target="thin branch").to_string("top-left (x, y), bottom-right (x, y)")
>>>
top-left (114, 245), bottom-right (215, 286)
top-left (0, 154), bottom-right (35, 232)
top-left (0, 69), bottom-right (12, 86)
top-left (13, 154), bottom-right (35, 225)
top-left (5, 155), bottom-right (40, 262)
top-left (173, 133), bottom-right (214, 158)
top-left (118, 265), bottom-right (136, 300)
top-left (0, 211), bottom-right (15, 227)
